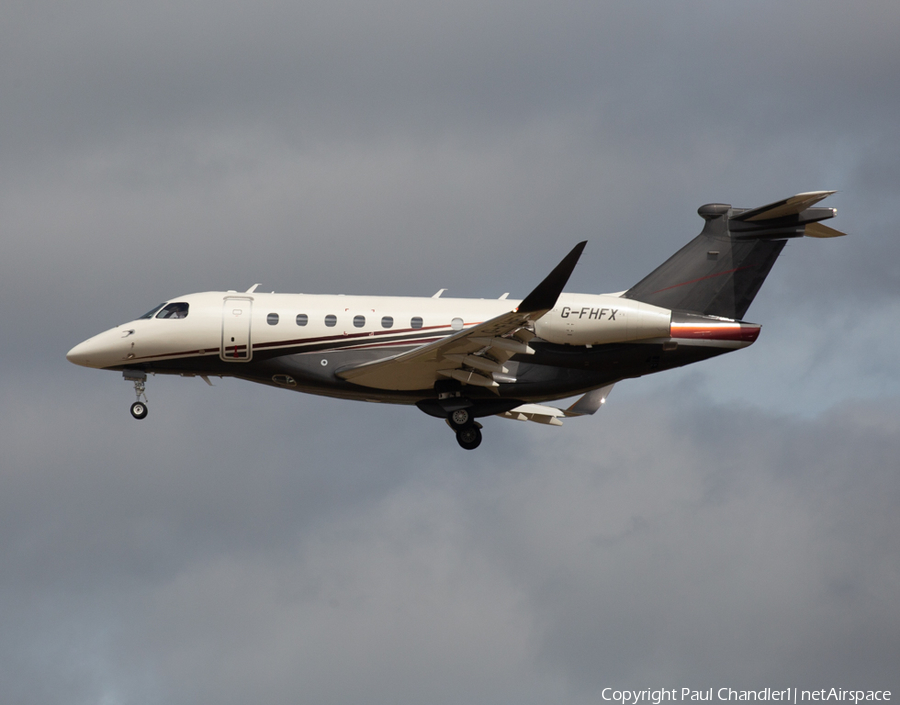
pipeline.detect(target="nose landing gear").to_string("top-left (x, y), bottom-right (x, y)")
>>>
top-left (124, 370), bottom-right (149, 420)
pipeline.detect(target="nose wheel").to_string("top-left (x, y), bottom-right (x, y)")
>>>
top-left (124, 370), bottom-right (149, 420)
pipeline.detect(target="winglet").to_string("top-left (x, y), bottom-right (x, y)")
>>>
top-left (565, 383), bottom-right (614, 416)
top-left (517, 241), bottom-right (587, 314)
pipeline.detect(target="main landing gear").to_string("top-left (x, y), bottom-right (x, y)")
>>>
top-left (124, 370), bottom-right (149, 420)
top-left (446, 408), bottom-right (483, 450)
top-left (455, 424), bottom-right (482, 450)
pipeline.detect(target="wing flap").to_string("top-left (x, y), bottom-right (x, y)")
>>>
top-left (335, 310), bottom-right (530, 390)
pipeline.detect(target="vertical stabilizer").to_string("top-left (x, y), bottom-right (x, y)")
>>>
top-left (622, 192), bottom-right (843, 320)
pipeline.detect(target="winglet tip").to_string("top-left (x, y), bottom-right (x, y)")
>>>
top-left (517, 241), bottom-right (589, 314)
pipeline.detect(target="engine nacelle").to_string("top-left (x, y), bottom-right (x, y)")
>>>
top-left (535, 294), bottom-right (671, 346)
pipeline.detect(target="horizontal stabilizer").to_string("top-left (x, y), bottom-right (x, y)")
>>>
top-left (805, 222), bottom-right (847, 238)
top-left (731, 191), bottom-right (836, 222)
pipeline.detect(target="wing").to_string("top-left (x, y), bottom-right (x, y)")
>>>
top-left (336, 241), bottom-right (587, 391)
top-left (497, 383), bottom-right (615, 426)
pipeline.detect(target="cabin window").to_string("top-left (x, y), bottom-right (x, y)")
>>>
top-left (411, 316), bottom-right (423, 329)
top-left (381, 316), bottom-right (393, 329)
top-left (296, 313), bottom-right (308, 326)
top-left (325, 314), bottom-right (337, 327)
top-left (267, 313), bottom-right (279, 325)
top-left (451, 317), bottom-right (464, 331)
top-left (139, 304), bottom-right (166, 319)
top-left (156, 302), bottom-right (190, 319)
top-left (353, 315), bottom-right (366, 328)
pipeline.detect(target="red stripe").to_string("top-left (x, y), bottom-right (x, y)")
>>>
top-left (125, 322), bottom-right (475, 363)
top-left (649, 266), bottom-right (749, 295)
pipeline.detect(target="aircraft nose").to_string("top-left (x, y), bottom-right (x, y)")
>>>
top-left (66, 339), bottom-right (96, 367)
top-left (66, 329), bottom-right (128, 368)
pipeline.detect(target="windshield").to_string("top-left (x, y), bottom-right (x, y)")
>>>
top-left (138, 304), bottom-right (166, 319)
top-left (156, 302), bottom-right (189, 319)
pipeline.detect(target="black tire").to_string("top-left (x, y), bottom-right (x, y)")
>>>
top-left (456, 425), bottom-right (482, 450)
top-left (130, 401), bottom-right (148, 420)
top-left (448, 408), bottom-right (471, 429)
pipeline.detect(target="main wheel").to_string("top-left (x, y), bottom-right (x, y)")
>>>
top-left (130, 401), bottom-right (148, 419)
top-left (456, 425), bottom-right (482, 450)
top-left (448, 408), bottom-right (471, 429)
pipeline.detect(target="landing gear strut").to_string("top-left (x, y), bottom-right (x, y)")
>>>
top-left (124, 370), bottom-right (149, 420)
top-left (429, 381), bottom-right (485, 449)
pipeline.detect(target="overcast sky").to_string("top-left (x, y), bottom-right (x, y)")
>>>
top-left (2, 2), bottom-right (899, 704)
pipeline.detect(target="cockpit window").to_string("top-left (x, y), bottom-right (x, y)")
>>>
top-left (156, 302), bottom-right (190, 319)
top-left (138, 304), bottom-right (166, 319)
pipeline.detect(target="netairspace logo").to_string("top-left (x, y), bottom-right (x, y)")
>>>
top-left (600, 690), bottom-right (892, 705)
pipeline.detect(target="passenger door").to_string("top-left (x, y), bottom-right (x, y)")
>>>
top-left (221, 297), bottom-right (253, 361)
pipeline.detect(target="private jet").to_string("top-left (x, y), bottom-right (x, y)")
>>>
top-left (67, 191), bottom-right (844, 449)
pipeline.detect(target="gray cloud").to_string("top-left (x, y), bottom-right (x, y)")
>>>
top-left (3, 383), bottom-right (897, 704)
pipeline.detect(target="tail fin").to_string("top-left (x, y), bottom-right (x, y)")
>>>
top-left (622, 191), bottom-right (844, 320)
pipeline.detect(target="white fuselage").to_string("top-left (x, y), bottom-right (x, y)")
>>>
top-left (67, 291), bottom-right (521, 369)
top-left (67, 288), bottom-right (758, 415)
top-left (67, 290), bottom-right (690, 371)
